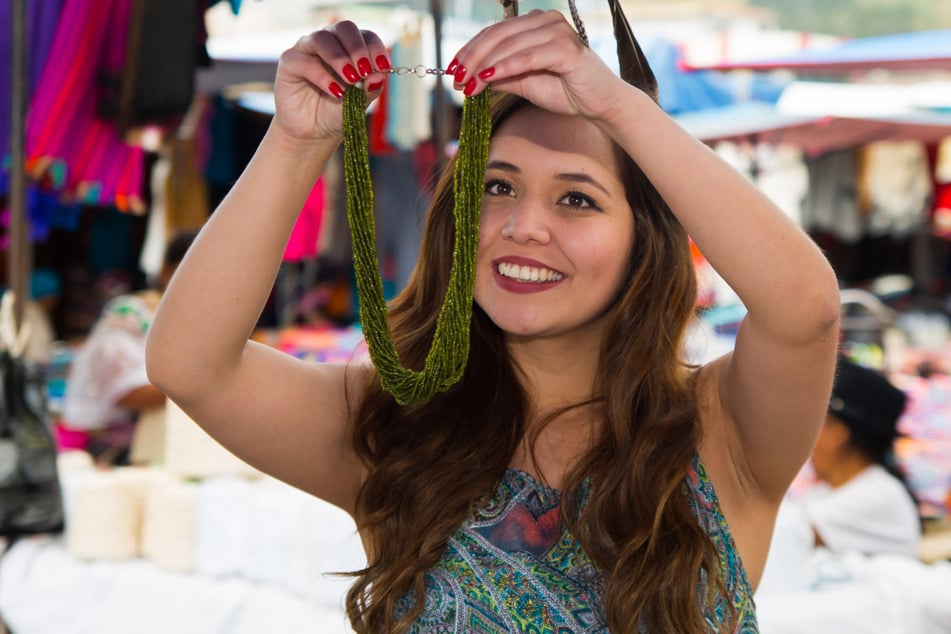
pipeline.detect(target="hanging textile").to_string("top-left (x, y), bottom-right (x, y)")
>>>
top-left (856, 140), bottom-right (930, 239)
top-left (368, 70), bottom-right (397, 156)
top-left (139, 152), bottom-right (170, 279)
top-left (0, 0), bottom-right (70, 247)
top-left (26, 0), bottom-right (145, 212)
top-left (802, 150), bottom-right (861, 243)
top-left (283, 179), bottom-right (325, 263)
top-left (386, 25), bottom-right (431, 152)
top-left (141, 98), bottom-right (212, 278)
top-left (932, 184), bottom-right (951, 240)
top-left (0, 0), bottom-right (64, 166)
top-left (108, 0), bottom-right (202, 133)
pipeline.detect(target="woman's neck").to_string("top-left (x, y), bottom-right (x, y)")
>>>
top-left (824, 452), bottom-right (874, 488)
top-left (508, 336), bottom-right (601, 407)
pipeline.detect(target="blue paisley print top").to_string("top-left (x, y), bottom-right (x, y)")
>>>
top-left (395, 455), bottom-right (758, 632)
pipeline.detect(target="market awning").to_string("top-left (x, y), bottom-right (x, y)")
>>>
top-left (777, 80), bottom-right (951, 117)
top-left (687, 29), bottom-right (951, 74)
top-left (675, 101), bottom-right (951, 156)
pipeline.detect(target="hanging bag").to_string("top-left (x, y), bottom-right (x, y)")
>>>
top-left (0, 294), bottom-right (64, 536)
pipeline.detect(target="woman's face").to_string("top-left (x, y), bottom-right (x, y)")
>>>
top-left (810, 414), bottom-right (850, 482)
top-left (473, 107), bottom-right (635, 344)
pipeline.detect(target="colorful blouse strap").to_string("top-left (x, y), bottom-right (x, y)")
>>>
top-left (686, 454), bottom-right (759, 633)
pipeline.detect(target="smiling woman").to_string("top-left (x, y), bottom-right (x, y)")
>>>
top-left (145, 4), bottom-right (841, 633)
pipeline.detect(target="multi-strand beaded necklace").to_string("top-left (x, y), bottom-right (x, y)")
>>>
top-left (342, 84), bottom-right (491, 405)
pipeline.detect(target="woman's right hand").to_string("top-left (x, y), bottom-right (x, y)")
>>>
top-left (273, 21), bottom-right (390, 144)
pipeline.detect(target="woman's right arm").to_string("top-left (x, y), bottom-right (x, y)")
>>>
top-left (145, 23), bottom-right (389, 513)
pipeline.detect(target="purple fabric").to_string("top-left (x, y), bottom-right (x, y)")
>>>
top-left (25, 0), bottom-right (143, 211)
top-left (0, 0), bottom-right (64, 165)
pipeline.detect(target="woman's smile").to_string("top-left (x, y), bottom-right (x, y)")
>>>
top-left (492, 256), bottom-right (566, 294)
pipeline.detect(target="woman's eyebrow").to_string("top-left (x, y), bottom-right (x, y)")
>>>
top-left (556, 172), bottom-right (609, 195)
top-left (486, 160), bottom-right (520, 173)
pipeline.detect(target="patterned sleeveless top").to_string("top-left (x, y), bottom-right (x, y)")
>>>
top-left (395, 455), bottom-right (758, 632)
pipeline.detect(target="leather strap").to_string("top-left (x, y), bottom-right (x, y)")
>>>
top-left (607, 0), bottom-right (659, 101)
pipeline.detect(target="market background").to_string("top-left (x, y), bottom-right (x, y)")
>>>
top-left (2, 1), bottom-right (951, 633)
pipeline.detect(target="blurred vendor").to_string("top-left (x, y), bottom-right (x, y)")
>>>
top-left (60, 230), bottom-right (197, 466)
top-left (801, 356), bottom-right (921, 558)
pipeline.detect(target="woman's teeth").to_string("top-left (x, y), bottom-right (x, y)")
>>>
top-left (497, 262), bottom-right (564, 282)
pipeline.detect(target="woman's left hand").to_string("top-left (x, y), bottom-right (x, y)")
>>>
top-left (450, 10), bottom-right (630, 123)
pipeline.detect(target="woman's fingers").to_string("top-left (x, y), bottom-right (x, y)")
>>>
top-left (358, 29), bottom-right (390, 93)
top-left (290, 24), bottom-right (391, 99)
top-left (273, 24), bottom-right (390, 141)
top-left (326, 22), bottom-right (391, 85)
top-left (450, 10), bottom-right (567, 87)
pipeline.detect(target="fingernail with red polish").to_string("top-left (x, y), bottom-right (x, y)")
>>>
top-left (375, 55), bottom-right (391, 71)
top-left (328, 82), bottom-right (345, 98)
top-left (478, 67), bottom-right (495, 81)
top-left (464, 78), bottom-right (477, 96)
top-left (367, 80), bottom-right (383, 92)
top-left (446, 58), bottom-right (459, 75)
top-left (454, 65), bottom-right (467, 84)
top-left (357, 58), bottom-right (372, 77)
top-left (342, 64), bottom-right (359, 83)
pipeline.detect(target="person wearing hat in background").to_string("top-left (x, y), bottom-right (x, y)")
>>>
top-left (800, 356), bottom-right (921, 558)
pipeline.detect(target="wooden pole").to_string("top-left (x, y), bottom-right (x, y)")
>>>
top-left (501, 0), bottom-right (518, 19)
top-left (9, 0), bottom-right (30, 332)
top-left (430, 0), bottom-right (448, 174)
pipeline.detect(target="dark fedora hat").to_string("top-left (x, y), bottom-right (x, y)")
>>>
top-left (828, 357), bottom-right (908, 444)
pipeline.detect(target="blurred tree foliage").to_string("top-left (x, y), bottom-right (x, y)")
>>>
top-left (748, 0), bottom-right (951, 36)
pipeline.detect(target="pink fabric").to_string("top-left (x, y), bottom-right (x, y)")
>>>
top-left (54, 421), bottom-right (90, 452)
top-left (26, 0), bottom-right (143, 211)
top-left (283, 178), bottom-right (325, 262)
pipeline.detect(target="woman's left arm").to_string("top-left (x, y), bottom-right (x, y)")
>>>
top-left (603, 87), bottom-right (840, 502)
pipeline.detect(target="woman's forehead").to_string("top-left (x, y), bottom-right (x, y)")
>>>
top-left (490, 108), bottom-right (619, 172)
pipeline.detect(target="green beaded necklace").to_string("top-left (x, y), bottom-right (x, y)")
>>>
top-left (342, 84), bottom-right (492, 405)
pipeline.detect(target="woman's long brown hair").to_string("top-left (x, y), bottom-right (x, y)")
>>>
top-left (342, 92), bottom-right (734, 632)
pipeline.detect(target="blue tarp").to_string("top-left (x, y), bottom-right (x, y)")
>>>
top-left (645, 40), bottom-right (736, 114)
top-left (593, 37), bottom-right (786, 114)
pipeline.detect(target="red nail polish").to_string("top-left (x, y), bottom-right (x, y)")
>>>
top-left (375, 55), bottom-right (391, 71)
top-left (367, 80), bottom-right (383, 92)
top-left (478, 67), bottom-right (495, 81)
top-left (342, 64), bottom-right (359, 83)
top-left (446, 58), bottom-right (459, 75)
top-left (454, 65), bottom-right (467, 84)
top-left (464, 78), bottom-right (477, 96)
top-left (357, 58), bottom-right (372, 77)
top-left (328, 82), bottom-right (345, 98)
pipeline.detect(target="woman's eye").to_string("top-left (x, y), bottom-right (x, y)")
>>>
top-left (559, 191), bottom-right (600, 210)
top-left (484, 180), bottom-right (514, 197)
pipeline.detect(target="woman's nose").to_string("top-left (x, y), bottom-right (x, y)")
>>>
top-left (499, 200), bottom-right (551, 245)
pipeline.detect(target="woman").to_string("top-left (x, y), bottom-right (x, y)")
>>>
top-left (146, 10), bottom-right (840, 632)
top-left (804, 356), bottom-right (921, 558)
